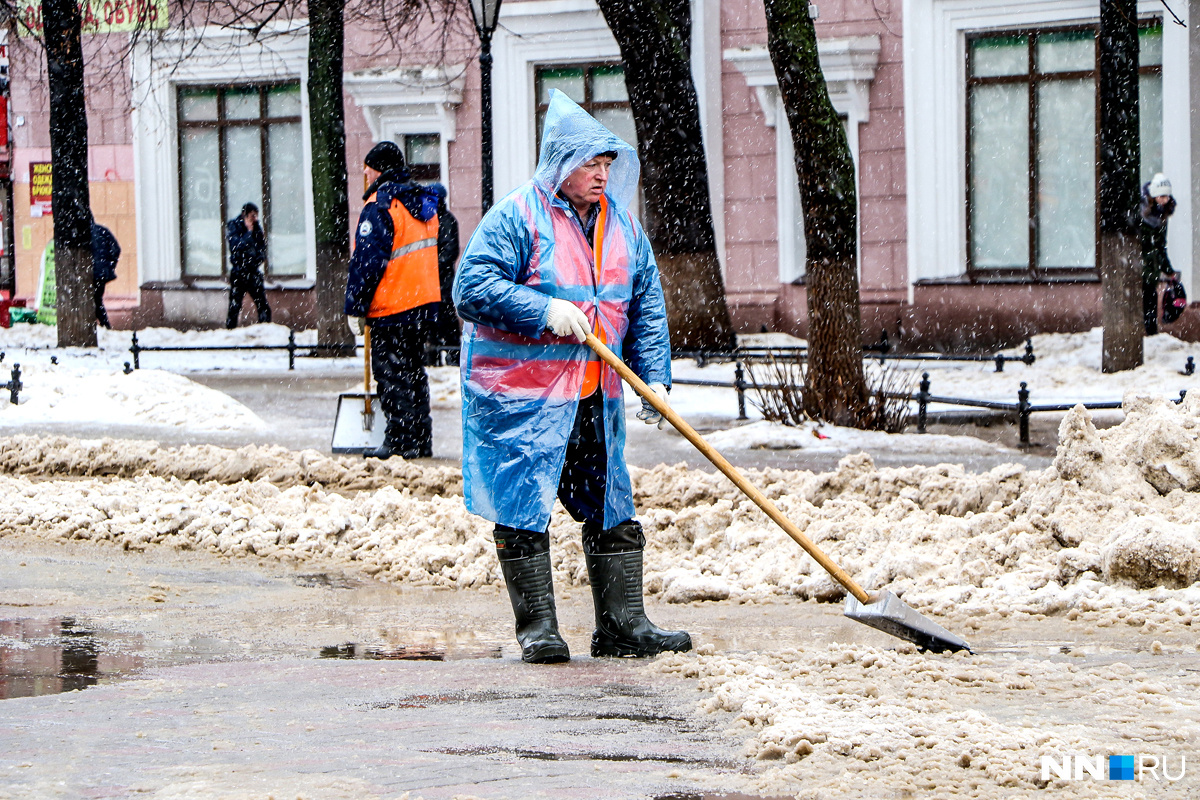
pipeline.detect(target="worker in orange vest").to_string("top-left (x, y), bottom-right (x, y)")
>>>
top-left (345, 141), bottom-right (444, 459)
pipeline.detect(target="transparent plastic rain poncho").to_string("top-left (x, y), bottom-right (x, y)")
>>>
top-left (453, 90), bottom-right (672, 532)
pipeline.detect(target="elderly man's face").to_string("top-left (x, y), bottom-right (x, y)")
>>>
top-left (560, 155), bottom-right (614, 211)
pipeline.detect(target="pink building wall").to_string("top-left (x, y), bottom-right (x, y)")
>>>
top-left (720, 0), bottom-right (908, 339)
top-left (7, 34), bottom-right (139, 322)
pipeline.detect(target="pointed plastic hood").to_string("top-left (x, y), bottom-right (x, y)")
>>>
top-left (532, 89), bottom-right (640, 211)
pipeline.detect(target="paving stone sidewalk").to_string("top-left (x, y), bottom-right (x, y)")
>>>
top-left (0, 654), bottom-right (755, 800)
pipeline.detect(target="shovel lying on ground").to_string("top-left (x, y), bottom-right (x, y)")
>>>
top-left (584, 332), bottom-right (971, 654)
top-left (331, 326), bottom-right (387, 455)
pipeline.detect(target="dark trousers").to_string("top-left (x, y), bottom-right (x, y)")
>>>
top-left (226, 269), bottom-right (271, 329)
top-left (93, 278), bottom-right (111, 329)
top-left (371, 323), bottom-right (433, 457)
top-left (1144, 276), bottom-right (1160, 335)
top-left (428, 300), bottom-right (461, 366)
top-left (494, 392), bottom-right (614, 558)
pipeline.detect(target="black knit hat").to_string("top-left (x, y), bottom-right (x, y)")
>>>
top-left (364, 141), bottom-right (406, 174)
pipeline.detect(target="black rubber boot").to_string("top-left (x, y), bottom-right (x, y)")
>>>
top-left (363, 439), bottom-right (427, 460)
top-left (584, 522), bottom-right (691, 658)
top-left (362, 441), bottom-right (398, 460)
top-left (498, 551), bottom-right (570, 664)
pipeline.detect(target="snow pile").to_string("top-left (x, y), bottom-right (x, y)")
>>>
top-left (637, 393), bottom-right (1200, 618)
top-left (0, 435), bottom-right (462, 496)
top-left (876, 327), bottom-right (1197, 407)
top-left (2, 389), bottom-right (1200, 619)
top-left (654, 643), bottom-right (1200, 798)
top-left (0, 475), bottom-right (496, 589)
top-left (0, 361), bottom-right (267, 433)
top-left (703, 418), bottom-right (1011, 454)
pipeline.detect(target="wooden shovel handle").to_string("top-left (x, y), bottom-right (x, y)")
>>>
top-left (363, 325), bottom-right (373, 416)
top-left (584, 332), bottom-right (870, 604)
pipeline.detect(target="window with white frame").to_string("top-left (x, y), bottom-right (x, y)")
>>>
top-left (966, 21), bottom-right (1163, 276)
top-left (401, 134), bottom-right (442, 184)
top-left (177, 83), bottom-right (308, 279)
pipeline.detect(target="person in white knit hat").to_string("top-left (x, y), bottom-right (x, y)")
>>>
top-left (1140, 172), bottom-right (1179, 334)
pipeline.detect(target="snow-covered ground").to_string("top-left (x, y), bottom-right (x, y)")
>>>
top-left (6, 322), bottom-right (1194, 454)
top-left (3, 393), bottom-right (1199, 796)
top-left (4, 322), bottom-right (1200, 797)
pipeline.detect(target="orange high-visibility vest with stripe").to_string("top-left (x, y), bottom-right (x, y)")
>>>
top-left (367, 193), bottom-right (440, 318)
top-left (579, 196), bottom-right (608, 398)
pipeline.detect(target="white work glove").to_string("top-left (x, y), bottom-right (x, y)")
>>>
top-left (347, 315), bottom-right (364, 335)
top-left (636, 383), bottom-right (670, 430)
top-left (545, 298), bottom-right (589, 343)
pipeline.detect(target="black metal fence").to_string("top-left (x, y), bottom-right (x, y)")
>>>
top-left (905, 372), bottom-right (1184, 447)
top-left (673, 337), bottom-right (1038, 373)
top-left (0, 357), bottom-right (22, 405)
top-left (128, 330), bottom-right (355, 371)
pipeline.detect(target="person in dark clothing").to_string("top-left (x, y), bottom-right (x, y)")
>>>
top-left (225, 202), bottom-right (271, 329)
top-left (90, 218), bottom-right (120, 329)
top-left (345, 141), bottom-right (448, 460)
top-left (1140, 173), bottom-right (1178, 335)
top-left (428, 183), bottom-right (461, 365)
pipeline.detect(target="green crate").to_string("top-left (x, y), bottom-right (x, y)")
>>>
top-left (9, 307), bottom-right (38, 324)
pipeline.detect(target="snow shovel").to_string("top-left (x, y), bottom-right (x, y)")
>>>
top-left (584, 332), bottom-right (971, 654)
top-left (331, 325), bottom-right (386, 455)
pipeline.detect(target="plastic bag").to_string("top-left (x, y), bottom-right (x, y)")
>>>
top-left (1162, 278), bottom-right (1187, 324)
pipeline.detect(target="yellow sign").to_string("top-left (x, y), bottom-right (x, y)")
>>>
top-left (17, 0), bottom-right (168, 36)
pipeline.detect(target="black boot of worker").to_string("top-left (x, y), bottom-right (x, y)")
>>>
top-left (584, 521), bottom-right (691, 658)
top-left (498, 550), bottom-right (570, 664)
top-left (363, 439), bottom-right (401, 459)
top-left (363, 438), bottom-right (429, 459)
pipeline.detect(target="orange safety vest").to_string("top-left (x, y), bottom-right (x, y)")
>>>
top-left (580, 197), bottom-right (608, 398)
top-left (367, 193), bottom-right (440, 318)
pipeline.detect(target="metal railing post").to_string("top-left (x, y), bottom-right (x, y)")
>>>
top-left (287, 330), bottom-right (296, 371)
top-left (1018, 382), bottom-right (1030, 447)
top-left (9, 364), bottom-right (21, 405)
top-left (734, 361), bottom-right (747, 420)
top-left (1186, 356), bottom-right (1195, 376)
top-left (917, 372), bottom-right (930, 433)
top-left (1024, 337), bottom-right (1036, 365)
top-left (994, 353), bottom-right (1004, 372)
top-left (130, 332), bottom-right (141, 370)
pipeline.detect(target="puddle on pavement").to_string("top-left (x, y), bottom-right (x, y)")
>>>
top-left (321, 627), bottom-right (504, 662)
top-left (0, 617), bottom-right (144, 699)
top-left (432, 745), bottom-right (739, 769)
top-left (321, 640), bottom-right (503, 661)
top-left (654, 795), bottom-right (796, 800)
top-left (292, 572), bottom-right (363, 590)
top-left (0, 617), bottom-right (249, 700)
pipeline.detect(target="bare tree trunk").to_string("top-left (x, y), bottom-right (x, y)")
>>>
top-left (1100, 231), bottom-right (1143, 368)
top-left (763, 0), bottom-right (867, 426)
top-left (1099, 0), bottom-right (1142, 372)
top-left (595, 0), bottom-right (735, 352)
top-left (43, 0), bottom-right (95, 348)
top-left (308, 0), bottom-right (354, 355)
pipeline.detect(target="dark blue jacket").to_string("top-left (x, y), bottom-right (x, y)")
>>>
top-left (90, 222), bottom-right (120, 283)
top-left (226, 216), bottom-right (267, 274)
top-left (345, 172), bottom-right (441, 326)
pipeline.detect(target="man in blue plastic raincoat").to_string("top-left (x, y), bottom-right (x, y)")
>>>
top-left (453, 90), bottom-right (692, 664)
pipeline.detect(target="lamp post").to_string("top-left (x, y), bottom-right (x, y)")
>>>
top-left (469, 0), bottom-right (503, 213)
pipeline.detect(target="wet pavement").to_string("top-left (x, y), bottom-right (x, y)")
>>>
top-left (0, 539), bottom-right (846, 799)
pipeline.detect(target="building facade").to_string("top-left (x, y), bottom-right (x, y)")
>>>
top-left (4, 0), bottom-right (1198, 349)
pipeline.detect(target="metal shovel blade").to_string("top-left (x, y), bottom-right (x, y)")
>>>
top-left (844, 590), bottom-right (972, 654)
top-left (331, 393), bottom-right (385, 455)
